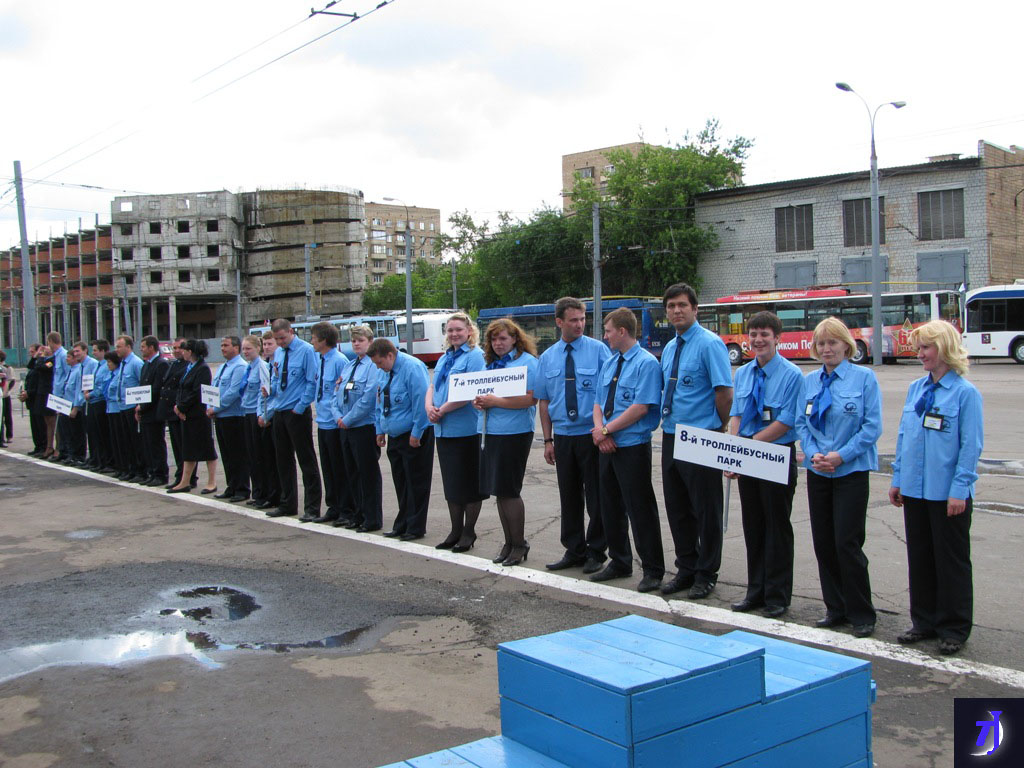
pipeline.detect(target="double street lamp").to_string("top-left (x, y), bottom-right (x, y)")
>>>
top-left (383, 196), bottom-right (414, 356)
top-left (836, 82), bottom-right (906, 366)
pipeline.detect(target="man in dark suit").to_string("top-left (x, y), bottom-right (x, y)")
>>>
top-left (135, 335), bottom-right (170, 486)
top-left (160, 338), bottom-right (195, 489)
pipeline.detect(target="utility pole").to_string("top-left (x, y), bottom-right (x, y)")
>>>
top-left (235, 266), bottom-right (242, 335)
top-left (592, 203), bottom-right (602, 340)
top-left (451, 259), bottom-right (458, 309)
top-left (13, 161), bottom-right (37, 348)
top-left (304, 243), bottom-right (317, 317)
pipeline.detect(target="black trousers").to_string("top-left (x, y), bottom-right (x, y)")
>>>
top-left (111, 410), bottom-right (144, 475)
top-left (553, 433), bottom-right (606, 561)
top-left (65, 412), bottom-right (87, 460)
top-left (1, 396), bottom-right (12, 442)
top-left (317, 428), bottom-right (352, 519)
top-left (140, 420), bottom-right (168, 482)
top-left (215, 416), bottom-right (249, 497)
top-left (806, 470), bottom-right (876, 626)
top-left (662, 431), bottom-right (724, 584)
top-left (385, 428), bottom-right (435, 536)
top-left (85, 400), bottom-right (112, 467)
top-left (30, 409), bottom-right (46, 452)
top-left (272, 409), bottom-right (321, 515)
top-left (341, 425), bottom-right (382, 528)
top-left (736, 444), bottom-right (797, 608)
top-left (903, 496), bottom-right (973, 643)
top-left (56, 409), bottom-right (70, 455)
top-left (600, 442), bottom-right (665, 579)
top-left (244, 414), bottom-right (275, 503)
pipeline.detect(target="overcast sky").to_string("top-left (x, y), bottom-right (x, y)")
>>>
top-left (2, 0), bottom-right (1021, 249)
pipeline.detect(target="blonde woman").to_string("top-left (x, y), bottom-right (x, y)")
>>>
top-left (889, 320), bottom-right (983, 656)
top-left (795, 317), bottom-right (881, 638)
top-left (426, 312), bottom-right (487, 551)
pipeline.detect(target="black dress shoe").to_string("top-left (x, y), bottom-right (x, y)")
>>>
top-left (165, 482), bottom-right (178, 490)
top-left (311, 515), bottom-right (337, 524)
top-left (590, 565), bottom-right (631, 583)
top-left (343, 519), bottom-right (362, 529)
top-left (762, 605), bottom-right (788, 619)
top-left (382, 530), bottom-right (403, 538)
top-left (357, 524), bottom-right (382, 533)
top-left (660, 573), bottom-right (695, 595)
top-left (815, 614), bottom-right (849, 629)
top-left (450, 535), bottom-right (476, 553)
top-left (245, 499), bottom-right (261, 507)
top-left (200, 487), bottom-right (218, 495)
top-left (896, 628), bottom-right (936, 645)
top-left (298, 514), bottom-right (317, 523)
top-left (688, 581), bottom-right (716, 600)
top-left (731, 599), bottom-right (764, 613)
top-left (938, 638), bottom-right (963, 655)
top-left (546, 554), bottom-right (586, 571)
top-left (582, 558), bottom-right (604, 575)
top-left (230, 494), bottom-right (250, 503)
top-left (851, 623), bottom-right (875, 638)
top-left (399, 532), bottom-right (424, 541)
top-left (266, 508), bottom-right (296, 517)
top-left (214, 491), bottom-right (232, 499)
top-left (147, 478), bottom-right (166, 487)
top-left (637, 575), bottom-right (663, 593)
top-left (333, 517), bottom-right (357, 528)
top-left (166, 486), bottom-right (192, 494)
top-left (254, 500), bottom-right (274, 510)
top-left (435, 533), bottom-right (460, 550)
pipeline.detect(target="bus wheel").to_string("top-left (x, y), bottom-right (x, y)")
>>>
top-left (1012, 339), bottom-right (1024, 364)
top-left (727, 344), bottom-right (743, 366)
top-left (851, 340), bottom-right (868, 364)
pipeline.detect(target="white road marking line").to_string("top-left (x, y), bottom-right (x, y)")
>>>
top-left (6, 448), bottom-right (1024, 690)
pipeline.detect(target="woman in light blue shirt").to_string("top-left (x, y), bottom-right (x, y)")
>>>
top-left (426, 312), bottom-right (487, 552)
top-left (889, 320), bottom-right (983, 656)
top-left (474, 318), bottom-right (538, 567)
top-left (796, 317), bottom-right (881, 638)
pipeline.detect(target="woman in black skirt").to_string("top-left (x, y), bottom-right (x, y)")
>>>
top-left (168, 339), bottom-right (218, 494)
top-left (474, 318), bottom-right (539, 567)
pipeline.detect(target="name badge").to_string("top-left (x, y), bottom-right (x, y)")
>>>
top-left (345, 381), bottom-right (355, 390)
top-left (922, 412), bottom-right (944, 431)
top-left (762, 408), bottom-right (771, 422)
top-left (805, 400), bottom-right (813, 416)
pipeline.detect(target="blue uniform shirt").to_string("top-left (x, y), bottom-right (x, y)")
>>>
top-left (268, 336), bottom-right (318, 414)
top-left (107, 353), bottom-right (142, 413)
top-left (213, 355), bottom-right (247, 418)
top-left (66, 362), bottom-right (85, 408)
top-left (335, 355), bottom-right (377, 429)
top-left (78, 357), bottom-right (99, 408)
top-left (478, 350), bottom-right (538, 436)
top-left (88, 358), bottom-right (112, 403)
top-left (374, 351), bottom-right (430, 439)
top-left (433, 344), bottom-right (486, 438)
top-left (891, 371), bottom-right (983, 501)
top-left (795, 359), bottom-right (882, 477)
top-left (729, 352), bottom-right (803, 443)
top-left (660, 322), bottom-right (733, 434)
top-left (313, 347), bottom-right (349, 429)
top-left (596, 342), bottom-right (663, 448)
top-left (535, 335), bottom-right (612, 437)
top-left (51, 346), bottom-right (70, 399)
top-left (242, 359), bottom-right (267, 415)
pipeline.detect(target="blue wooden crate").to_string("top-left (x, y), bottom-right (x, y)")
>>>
top-left (380, 736), bottom-right (573, 768)
top-left (714, 714), bottom-right (869, 768)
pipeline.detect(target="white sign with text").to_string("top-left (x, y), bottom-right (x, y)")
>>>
top-left (673, 424), bottom-right (790, 484)
top-left (125, 385), bottom-right (152, 405)
top-left (81, 373), bottom-right (95, 391)
top-left (447, 367), bottom-right (527, 402)
top-left (46, 394), bottom-right (73, 416)
top-left (201, 384), bottom-right (220, 407)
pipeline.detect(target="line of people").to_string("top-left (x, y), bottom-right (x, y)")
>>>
top-left (14, 285), bottom-right (983, 656)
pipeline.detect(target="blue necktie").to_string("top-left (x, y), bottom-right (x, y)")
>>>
top-left (914, 379), bottom-right (941, 417)
top-left (488, 353), bottom-right (513, 370)
top-left (382, 371), bottom-right (394, 416)
top-left (662, 336), bottom-right (685, 417)
top-left (604, 354), bottom-right (625, 420)
top-left (739, 365), bottom-right (767, 436)
top-left (808, 369), bottom-right (838, 432)
top-left (564, 344), bottom-right (578, 421)
top-left (435, 347), bottom-right (464, 390)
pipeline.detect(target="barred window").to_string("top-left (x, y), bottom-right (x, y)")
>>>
top-left (843, 197), bottom-right (885, 247)
top-left (918, 189), bottom-right (964, 240)
top-left (775, 204), bottom-right (813, 252)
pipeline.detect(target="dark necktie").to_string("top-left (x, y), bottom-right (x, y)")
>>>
top-left (661, 336), bottom-right (685, 417)
top-left (914, 378), bottom-right (941, 417)
top-left (214, 363), bottom-right (224, 387)
top-left (343, 359), bottom-right (360, 405)
top-left (564, 344), bottom-right (578, 421)
top-left (280, 346), bottom-right (290, 390)
top-left (488, 353), bottom-right (513, 370)
top-left (603, 354), bottom-right (625, 420)
top-left (382, 370), bottom-right (395, 416)
top-left (808, 369), bottom-right (838, 431)
top-left (317, 355), bottom-right (325, 401)
top-left (434, 346), bottom-right (464, 390)
top-left (739, 365), bottom-right (767, 436)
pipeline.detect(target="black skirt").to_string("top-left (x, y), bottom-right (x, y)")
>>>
top-left (182, 412), bottom-right (218, 462)
top-left (479, 432), bottom-right (533, 498)
top-left (437, 434), bottom-right (488, 504)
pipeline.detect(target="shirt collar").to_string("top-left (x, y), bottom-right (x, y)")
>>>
top-left (144, 352), bottom-right (159, 363)
top-left (936, 369), bottom-right (960, 388)
top-left (759, 352), bottom-right (783, 377)
top-left (681, 322), bottom-right (702, 342)
top-left (620, 342), bottom-right (642, 362)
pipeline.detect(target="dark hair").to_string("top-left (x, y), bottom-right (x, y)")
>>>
top-left (367, 338), bottom-right (397, 359)
top-left (141, 335), bottom-right (159, 351)
top-left (91, 339), bottom-right (110, 352)
top-left (104, 350), bottom-right (120, 365)
top-left (222, 335), bottom-right (241, 350)
top-left (73, 341), bottom-right (89, 352)
top-left (747, 311), bottom-right (783, 336)
top-left (310, 322), bottom-right (339, 347)
top-left (604, 307), bottom-right (637, 337)
top-left (184, 338), bottom-right (208, 360)
top-left (0, 350), bottom-right (5, 363)
top-left (662, 282), bottom-right (698, 309)
top-left (46, 331), bottom-right (62, 346)
top-left (270, 318), bottom-right (292, 333)
top-left (555, 297), bottom-right (585, 319)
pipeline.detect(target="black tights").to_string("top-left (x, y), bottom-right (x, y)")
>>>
top-left (496, 496), bottom-right (526, 546)
top-left (446, 500), bottom-right (482, 546)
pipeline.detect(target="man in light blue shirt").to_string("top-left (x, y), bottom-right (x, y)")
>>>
top-left (209, 336), bottom-right (250, 502)
top-left (82, 340), bottom-right (109, 470)
top-left (659, 283), bottom-right (734, 599)
top-left (370, 338), bottom-right (433, 539)
top-left (46, 331), bottom-right (71, 460)
top-left (63, 347), bottom-right (87, 464)
top-left (109, 335), bottom-right (146, 482)
top-left (265, 319), bottom-right (322, 518)
top-left (589, 307), bottom-right (666, 593)
top-left (536, 297), bottom-right (611, 574)
top-left (306, 322), bottom-right (352, 524)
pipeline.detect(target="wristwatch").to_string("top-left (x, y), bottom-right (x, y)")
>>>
top-left (601, 426), bottom-right (610, 436)
top-left (543, 438), bottom-right (554, 444)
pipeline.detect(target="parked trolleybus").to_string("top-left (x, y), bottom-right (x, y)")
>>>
top-left (698, 288), bottom-right (963, 364)
top-left (384, 309), bottom-right (455, 365)
top-left (249, 314), bottom-right (401, 358)
top-left (962, 282), bottom-right (1024, 363)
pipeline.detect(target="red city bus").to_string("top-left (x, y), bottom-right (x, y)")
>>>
top-left (697, 288), bottom-right (963, 364)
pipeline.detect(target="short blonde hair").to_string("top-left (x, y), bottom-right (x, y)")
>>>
top-left (349, 324), bottom-right (374, 342)
top-left (444, 312), bottom-right (479, 350)
top-left (910, 320), bottom-right (969, 376)
top-left (810, 317), bottom-right (857, 362)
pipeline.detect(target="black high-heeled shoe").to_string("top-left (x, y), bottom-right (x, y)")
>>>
top-left (435, 533), bottom-right (461, 550)
top-left (492, 543), bottom-right (512, 564)
top-left (451, 534), bottom-right (476, 553)
top-left (502, 542), bottom-right (530, 567)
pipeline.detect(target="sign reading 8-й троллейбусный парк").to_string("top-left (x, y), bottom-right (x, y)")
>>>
top-left (674, 424), bottom-right (790, 484)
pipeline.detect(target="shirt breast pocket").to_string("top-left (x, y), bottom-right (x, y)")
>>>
top-left (678, 368), bottom-right (704, 389)
top-left (835, 389), bottom-right (863, 418)
top-left (390, 386), bottom-right (407, 405)
top-left (576, 367), bottom-right (597, 392)
top-left (932, 403), bottom-right (959, 434)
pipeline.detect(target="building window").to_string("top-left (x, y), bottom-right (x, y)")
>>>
top-left (371, 229), bottom-right (386, 240)
top-left (371, 244), bottom-right (386, 255)
top-left (147, 200), bottom-right (159, 210)
top-left (372, 218), bottom-right (382, 226)
top-left (387, 247), bottom-right (393, 256)
top-left (918, 189), bottom-right (965, 240)
top-left (178, 270), bottom-right (191, 283)
top-left (207, 268), bottom-right (220, 281)
top-left (387, 261), bottom-right (392, 270)
top-left (119, 224), bottom-right (133, 236)
top-left (775, 204), bottom-right (813, 252)
top-left (396, 247), bottom-right (406, 256)
top-left (843, 197), bottom-right (885, 247)
top-left (149, 222), bottom-right (161, 234)
top-left (177, 245), bottom-right (190, 259)
top-left (206, 219), bottom-right (219, 232)
top-left (149, 246), bottom-right (162, 260)
top-left (150, 271), bottom-right (162, 284)
top-left (397, 220), bottom-right (406, 229)
top-left (177, 220), bottom-right (190, 233)
top-left (419, 221), bottom-right (425, 230)
top-left (207, 244), bottom-right (218, 258)
top-left (578, 166), bottom-right (594, 179)
top-left (121, 248), bottom-right (133, 261)
top-left (429, 222), bottom-right (435, 231)
top-left (125, 274), bottom-right (135, 285)
top-left (395, 233), bottom-right (406, 244)
top-left (372, 274), bottom-right (382, 284)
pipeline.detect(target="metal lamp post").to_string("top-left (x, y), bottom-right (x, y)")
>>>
top-left (383, 196), bottom-right (414, 357)
top-left (836, 82), bottom-right (906, 366)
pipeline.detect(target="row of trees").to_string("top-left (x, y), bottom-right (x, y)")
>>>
top-left (362, 121), bottom-right (751, 315)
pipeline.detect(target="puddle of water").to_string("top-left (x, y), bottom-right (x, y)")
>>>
top-left (65, 529), bottom-right (106, 540)
top-left (167, 586), bottom-right (261, 621)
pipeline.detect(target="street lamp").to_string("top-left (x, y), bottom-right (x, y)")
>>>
top-left (383, 196), bottom-right (414, 356)
top-left (836, 82), bottom-right (906, 366)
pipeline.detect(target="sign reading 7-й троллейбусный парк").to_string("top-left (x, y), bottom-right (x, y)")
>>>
top-left (674, 425), bottom-right (790, 484)
top-left (447, 368), bottom-right (527, 403)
